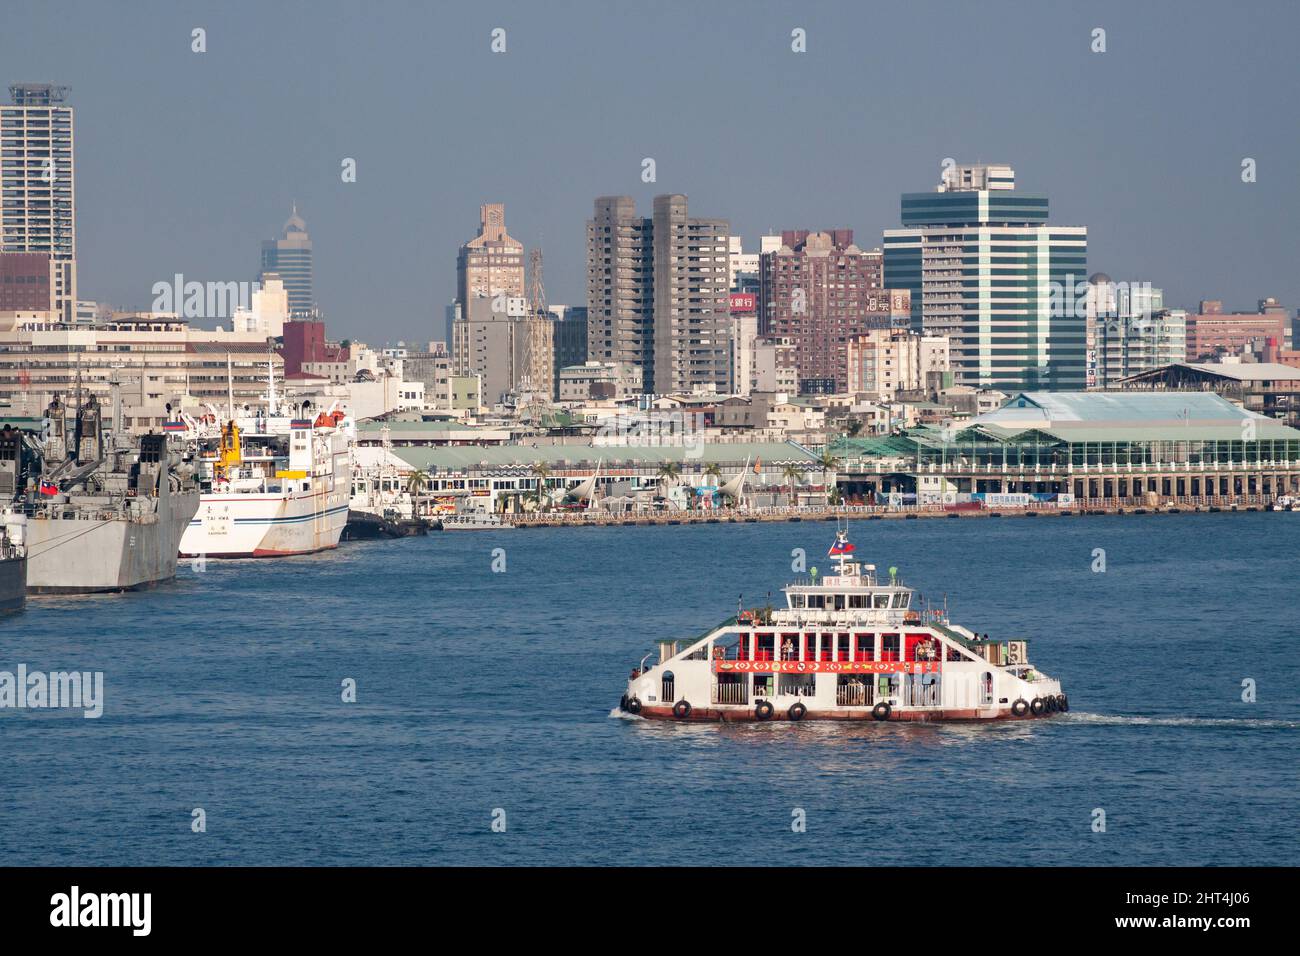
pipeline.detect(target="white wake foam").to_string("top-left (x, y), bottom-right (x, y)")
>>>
top-left (1062, 712), bottom-right (1297, 730)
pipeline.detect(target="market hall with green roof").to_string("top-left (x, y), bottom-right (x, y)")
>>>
top-left (830, 392), bottom-right (1300, 503)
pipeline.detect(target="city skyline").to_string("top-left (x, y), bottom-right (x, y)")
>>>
top-left (3, 0), bottom-right (1298, 342)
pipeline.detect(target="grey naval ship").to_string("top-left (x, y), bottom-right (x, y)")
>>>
top-left (2, 394), bottom-right (201, 594)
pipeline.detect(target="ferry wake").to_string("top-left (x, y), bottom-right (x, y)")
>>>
top-left (619, 528), bottom-right (1067, 722)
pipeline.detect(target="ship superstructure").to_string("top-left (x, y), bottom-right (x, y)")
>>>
top-left (620, 528), bottom-right (1066, 722)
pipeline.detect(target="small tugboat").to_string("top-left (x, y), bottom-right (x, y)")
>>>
top-left (619, 529), bottom-right (1066, 722)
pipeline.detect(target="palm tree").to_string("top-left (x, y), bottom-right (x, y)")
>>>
top-left (817, 451), bottom-right (839, 505)
top-left (657, 461), bottom-right (683, 510)
top-left (529, 460), bottom-right (551, 508)
top-left (405, 469), bottom-right (429, 497)
top-left (782, 463), bottom-right (804, 503)
top-left (701, 462), bottom-right (723, 510)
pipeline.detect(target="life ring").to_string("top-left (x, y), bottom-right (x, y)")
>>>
top-left (787, 702), bottom-right (807, 722)
top-left (1029, 697), bottom-right (1045, 716)
top-left (1011, 698), bottom-right (1029, 717)
top-left (754, 700), bottom-right (774, 721)
top-left (673, 700), bottom-right (692, 720)
top-left (1056, 694), bottom-right (1069, 713)
top-left (626, 697), bottom-right (642, 714)
top-left (872, 702), bottom-right (891, 721)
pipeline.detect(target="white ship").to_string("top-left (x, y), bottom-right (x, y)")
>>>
top-left (179, 402), bottom-right (352, 559)
top-left (620, 528), bottom-right (1066, 722)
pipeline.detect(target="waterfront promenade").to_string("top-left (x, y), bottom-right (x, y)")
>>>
top-left (504, 494), bottom-right (1284, 528)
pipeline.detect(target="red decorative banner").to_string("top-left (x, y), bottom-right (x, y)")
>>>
top-left (713, 660), bottom-right (939, 675)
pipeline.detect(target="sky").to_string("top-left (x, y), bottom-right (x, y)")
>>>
top-left (5, 0), bottom-right (1298, 343)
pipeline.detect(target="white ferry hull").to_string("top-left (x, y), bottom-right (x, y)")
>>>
top-left (628, 701), bottom-right (1065, 723)
top-left (180, 491), bottom-right (348, 558)
top-left (624, 656), bottom-right (1066, 724)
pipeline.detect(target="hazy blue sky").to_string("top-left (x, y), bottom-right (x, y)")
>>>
top-left (5, 0), bottom-right (1298, 342)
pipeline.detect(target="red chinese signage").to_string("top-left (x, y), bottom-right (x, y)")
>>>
top-left (729, 293), bottom-right (756, 313)
top-left (713, 660), bottom-right (939, 675)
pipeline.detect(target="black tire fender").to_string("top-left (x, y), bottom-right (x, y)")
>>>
top-left (672, 700), bottom-right (692, 720)
top-left (787, 702), bottom-right (807, 722)
top-left (1011, 698), bottom-right (1029, 717)
top-left (626, 696), bottom-right (642, 714)
top-left (754, 700), bottom-right (774, 721)
top-left (872, 702), bottom-right (891, 721)
top-left (1029, 697), bottom-right (1046, 716)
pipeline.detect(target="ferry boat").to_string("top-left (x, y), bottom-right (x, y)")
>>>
top-left (619, 529), bottom-right (1066, 722)
top-left (178, 402), bottom-right (352, 558)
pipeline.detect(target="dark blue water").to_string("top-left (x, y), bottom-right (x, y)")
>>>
top-left (2, 513), bottom-right (1297, 866)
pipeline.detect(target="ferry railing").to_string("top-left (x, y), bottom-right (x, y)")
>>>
top-left (903, 683), bottom-right (941, 707)
top-left (836, 683), bottom-right (872, 707)
top-left (712, 683), bottom-right (749, 706)
top-left (1005, 667), bottom-right (1051, 684)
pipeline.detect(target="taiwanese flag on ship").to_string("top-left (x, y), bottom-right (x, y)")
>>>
top-left (39, 480), bottom-right (59, 496)
top-left (828, 538), bottom-right (855, 556)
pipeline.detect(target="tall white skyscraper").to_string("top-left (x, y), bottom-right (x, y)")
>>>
top-left (1, 84), bottom-right (76, 322)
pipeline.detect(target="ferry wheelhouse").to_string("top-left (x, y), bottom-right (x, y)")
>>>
top-left (620, 530), bottom-right (1066, 722)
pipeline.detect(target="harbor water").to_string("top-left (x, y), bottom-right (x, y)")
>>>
top-left (2, 513), bottom-right (1297, 866)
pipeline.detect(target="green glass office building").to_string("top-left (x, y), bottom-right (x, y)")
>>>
top-left (883, 164), bottom-right (1086, 391)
